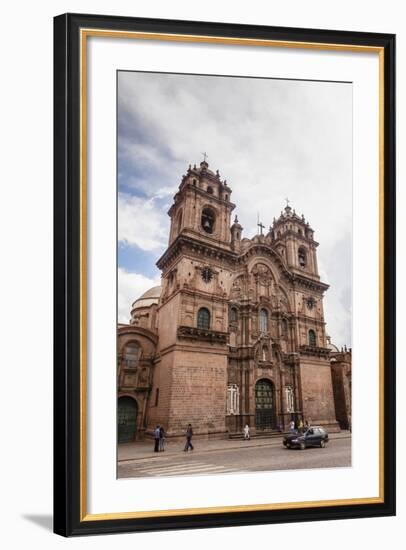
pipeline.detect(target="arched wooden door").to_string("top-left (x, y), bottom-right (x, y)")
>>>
top-left (117, 397), bottom-right (138, 443)
top-left (255, 379), bottom-right (276, 430)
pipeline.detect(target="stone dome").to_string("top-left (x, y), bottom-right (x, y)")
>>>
top-left (131, 285), bottom-right (162, 310)
top-left (326, 335), bottom-right (339, 353)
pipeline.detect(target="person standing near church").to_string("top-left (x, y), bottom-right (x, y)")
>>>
top-left (184, 424), bottom-right (194, 451)
top-left (159, 425), bottom-right (166, 452)
top-left (243, 424), bottom-right (250, 440)
top-left (154, 425), bottom-right (160, 452)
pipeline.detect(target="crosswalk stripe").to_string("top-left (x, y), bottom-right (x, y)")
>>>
top-left (136, 463), bottom-right (223, 474)
top-left (136, 461), bottom-right (209, 472)
top-left (148, 466), bottom-right (232, 476)
top-left (162, 468), bottom-right (239, 477)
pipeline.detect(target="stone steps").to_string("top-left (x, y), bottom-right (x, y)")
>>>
top-left (228, 431), bottom-right (286, 440)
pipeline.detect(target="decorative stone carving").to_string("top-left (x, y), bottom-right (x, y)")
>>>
top-left (230, 275), bottom-right (244, 300)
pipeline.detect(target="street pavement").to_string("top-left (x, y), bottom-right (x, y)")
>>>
top-left (118, 433), bottom-right (351, 479)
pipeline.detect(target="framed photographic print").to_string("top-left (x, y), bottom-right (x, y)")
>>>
top-left (53, 13), bottom-right (396, 536)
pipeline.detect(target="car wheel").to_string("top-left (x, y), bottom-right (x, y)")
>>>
top-left (286, 443), bottom-right (291, 449)
top-left (300, 442), bottom-right (305, 450)
top-left (320, 440), bottom-right (325, 448)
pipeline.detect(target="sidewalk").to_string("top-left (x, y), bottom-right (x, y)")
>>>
top-left (118, 431), bottom-right (351, 463)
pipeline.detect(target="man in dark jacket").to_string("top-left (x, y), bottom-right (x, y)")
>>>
top-left (154, 425), bottom-right (160, 452)
top-left (159, 426), bottom-right (166, 452)
top-left (184, 424), bottom-right (194, 451)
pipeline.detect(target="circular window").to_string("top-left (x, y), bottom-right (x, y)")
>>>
top-left (306, 297), bottom-right (316, 310)
top-left (201, 267), bottom-right (214, 283)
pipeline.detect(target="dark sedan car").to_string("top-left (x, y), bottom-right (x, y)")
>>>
top-left (283, 426), bottom-right (329, 450)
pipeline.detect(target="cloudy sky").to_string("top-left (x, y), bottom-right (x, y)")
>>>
top-left (117, 70), bottom-right (352, 348)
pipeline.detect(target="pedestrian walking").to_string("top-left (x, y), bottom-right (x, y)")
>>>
top-left (159, 426), bottom-right (166, 452)
top-left (184, 423), bottom-right (194, 451)
top-left (289, 420), bottom-right (296, 433)
top-left (298, 419), bottom-right (304, 433)
top-left (243, 424), bottom-right (251, 440)
top-left (154, 425), bottom-right (160, 452)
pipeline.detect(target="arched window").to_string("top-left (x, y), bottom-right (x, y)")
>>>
top-left (201, 207), bottom-right (216, 234)
top-left (262, 345), bottom-right (269, 361)
top-left (298, 247), bottom-right (307, 268)
top-left (308, 329), bottom-right (316, 346)
top-left (225, 194), bottom-right (228, 201)
top-left (298, 228), bottom-right (302, 235)
top-left (230, 307), bottom-right (238, 323)
top-left (123, 342), bottom-right (139, 368)
top-left (197, 307), bottom-right (210, 329)
top-left (259, 308), bottom-right (268, 333)
top-left (207, 186), bottom-right (214, 194)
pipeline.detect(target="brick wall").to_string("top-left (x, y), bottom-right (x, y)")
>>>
top-left (299, 358), bottom-right (340, 430)
top-left (148, 348), bottom-right (228, 438)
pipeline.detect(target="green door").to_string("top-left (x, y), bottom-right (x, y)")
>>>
top-left (255, 379), bottom-right (276, 430)
top-left (117, 397), bottom-right (138, 443)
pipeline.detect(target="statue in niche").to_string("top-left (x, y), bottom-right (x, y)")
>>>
top-left (271, 285), bottom-right (281, 309)
top-left (262, 344), bottom-right (271, 362)
top-left (230, 275), bottom-right (244, 300)
top-left (139, 367), bottom-right (149, 385)
top-left (257, 264), bottom-right (272, 298)
top-left (279, 295), bottom-right (289, 312)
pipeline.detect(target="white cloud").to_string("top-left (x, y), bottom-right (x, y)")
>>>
top-left (117, 268), bottom-right (161, 324)
top-left (118, 72), bottom-right (353, 347)
top-left (118, 193), bottom-right (169, 251)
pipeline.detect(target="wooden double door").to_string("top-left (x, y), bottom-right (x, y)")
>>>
top-left (255, 379), bottom-right (276, 430)
top-left (117, 397), bottom-right (138, 443)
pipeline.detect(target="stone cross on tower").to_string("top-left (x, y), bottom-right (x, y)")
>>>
top-left (201, 152), bottom-right (209, 163)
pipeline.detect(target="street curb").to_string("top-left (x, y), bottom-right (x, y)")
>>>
top-left (118, 433), bottom-right (351, 464)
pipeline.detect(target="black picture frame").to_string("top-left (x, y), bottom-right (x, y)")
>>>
top-left (54, 12), bottom-right (396, 537)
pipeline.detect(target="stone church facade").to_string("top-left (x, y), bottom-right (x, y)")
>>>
top-left (117, 160), bottom-right (352, 443)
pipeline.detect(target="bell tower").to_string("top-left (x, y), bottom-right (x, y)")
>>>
top-left (150, 158), bottom-right (236, 439)
top-left (167, 158), bottom-right (235, 249)
top-left (271, 202), bottom-right (320, 280)
top-left (270, 201), bottom-right (328, 351)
